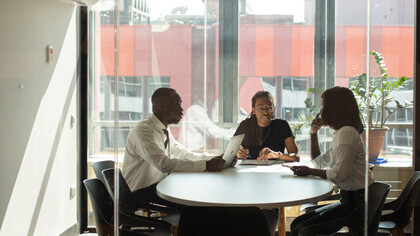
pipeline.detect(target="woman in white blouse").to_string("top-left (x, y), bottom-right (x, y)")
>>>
top-left (289, 86), bottom-right (374, 236)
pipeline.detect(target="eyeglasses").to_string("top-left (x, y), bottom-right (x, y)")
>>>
top-left (255, 106), bottom-right (275, 112)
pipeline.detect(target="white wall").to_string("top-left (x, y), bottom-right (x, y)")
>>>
top-left (0, 0), bottom-right (80, 235)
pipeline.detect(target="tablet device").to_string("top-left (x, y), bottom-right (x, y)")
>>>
top-left (222, 134), bottom-right (245, 168)
top-left (281, 164), bottom-right (293, 169)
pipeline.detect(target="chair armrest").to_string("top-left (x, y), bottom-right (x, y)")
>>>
top-left (132, 202), bottom-right (179, 217)
top-left (119, 213), bottom-right (172, 236)
top-left (120, 211), bottom-right (171, 228)
top-left (326, 194), bottom-right (341, 201)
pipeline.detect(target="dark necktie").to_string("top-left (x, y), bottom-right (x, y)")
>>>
top-left (162, 129), bottom-right (170, 156)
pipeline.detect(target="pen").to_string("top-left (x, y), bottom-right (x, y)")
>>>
top-left (240, 145), bottom-right (252, 159)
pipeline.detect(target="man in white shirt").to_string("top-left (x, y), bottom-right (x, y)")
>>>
top-left (179, 101), bottom-right (235, 151)
top-left (123, 87), bottom-right (225, 209)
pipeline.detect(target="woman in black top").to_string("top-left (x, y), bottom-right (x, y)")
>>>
top-left (234, 91), bottom-right (299, 162)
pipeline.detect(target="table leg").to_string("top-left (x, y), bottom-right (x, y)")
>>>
top-left (278, 207), bottom-right (286, 236)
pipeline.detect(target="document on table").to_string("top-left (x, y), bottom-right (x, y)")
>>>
top-left (239, 159), bottom-right (283, 165)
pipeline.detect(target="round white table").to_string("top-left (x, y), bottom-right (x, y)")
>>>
top-left (157, 163), bottom-right (333, 235)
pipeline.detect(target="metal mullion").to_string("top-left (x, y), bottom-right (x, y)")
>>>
top-left (219, 0), bottom-right (239, 125)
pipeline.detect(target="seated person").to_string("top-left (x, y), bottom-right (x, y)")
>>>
top-left (233, 90), bottom-right (299, 234)
top-left (122, 87), bottom-right (225, 210)
top-left (289, 86), bottom-right (374, 236)
top-left (234, 91), bottom-right (299, 162)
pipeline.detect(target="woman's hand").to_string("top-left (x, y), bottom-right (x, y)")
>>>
top-left (258, 147), bottom-right (282, 160)
top-left (290, 166), bottom-right (312, 176)
top-left (290, 166), bottom-right (327, 179)
top-left (236, 146), bottom-right (250, 159)
top-left (310, 113), bottom-right (324, 134)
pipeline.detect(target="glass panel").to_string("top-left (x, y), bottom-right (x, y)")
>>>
top-left (336, 0), bottom-right (414, 234)
top-left (238, 0), bottom-right (315, 157)
top-left (238, 0), bottom-right (316, 231)
top-left (366, 0), bottom-right (414, 234)
top-left (88, 0), bottom-right (224, 229)
top-left (88, 0), bottom-right (118, 227)
top-left (87, 0), bottom-right (415, 234)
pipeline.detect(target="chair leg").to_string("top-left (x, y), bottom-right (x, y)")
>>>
top-left (171, 225), bottom-right (179, 236)
top-left (389, 227), bottom-right (405, 236)
top-left (278, 207), bottom-right (286, 236)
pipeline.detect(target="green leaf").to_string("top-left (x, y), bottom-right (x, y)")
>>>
top-left (304, 98), bottom-right (313, 108)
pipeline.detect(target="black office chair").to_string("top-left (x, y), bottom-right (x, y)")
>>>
top-left (92, 160), bottom-right (115, 184)
top-left (299, 189), bottom-right (341, 213)
top-left (101, 168), bottom-right (180, 228)
top-left (83, 178), bottom-right (172, 236)
top-left (300, 164), bottom-right (376, 213)
top-left (295, 182), bottom-right (391, 236)
top-left (177, 206), bottom-right (271, 236)
top-left (378, 171), bottom-right (420, 236)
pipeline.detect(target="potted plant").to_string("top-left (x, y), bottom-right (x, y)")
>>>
top-left (299, 51), bottom-right (412, 162)
top-left (350, 51), bottom-right (412, 161)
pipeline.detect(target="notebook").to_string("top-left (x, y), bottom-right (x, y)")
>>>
top-left (239, 159), bottom-right (278, 165)
top-left (222, 134), bottom-right (245, 168)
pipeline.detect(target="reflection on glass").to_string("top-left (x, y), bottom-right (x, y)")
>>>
top-left (238, 0), bottom-right (314, 157)
top-left (87, 0), bottom-right (415, 233)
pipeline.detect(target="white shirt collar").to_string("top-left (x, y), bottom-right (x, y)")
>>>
top-left (150, 114), bottom-right (167, 131)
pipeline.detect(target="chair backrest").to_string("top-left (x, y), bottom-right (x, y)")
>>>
top-left (406, 172), bottom-right (420, 207)
top-left (345, 182), bottom-right (391, 235)
top-left (92, 160), bottom-right (115, 184)
top-left (386, 171), bottom-right (420, 228)
top-left (366, 182), bottom-right (392, 235)
top-left (102, 168), bottom-right (145, 215)
top-left (83, 178), bottom-right (114, 236)
top-left (177, 206), bottom-right (271, 236)
top-left (85, 178), bottom-right (173, 236)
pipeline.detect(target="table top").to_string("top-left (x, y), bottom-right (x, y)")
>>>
top-left (157, 162), bottom-right (333, 209)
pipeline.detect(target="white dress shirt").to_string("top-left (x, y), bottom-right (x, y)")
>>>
top-left (312, 126), bottom-right (374, 191)
top-left (123, 114), bottom-right (216, 192)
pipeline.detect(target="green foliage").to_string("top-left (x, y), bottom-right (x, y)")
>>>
top-left (293, 88), bottom-right (322, 134)
top-left (297, 51), bottom-right (412, 132)
top-left (350, 51), bottom-right (413, 127)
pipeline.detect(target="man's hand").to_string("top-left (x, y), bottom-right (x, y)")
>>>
top-left (290, 166), bottom-right (312, 176)
top-left (206, 157), bottom-right (225, 172)
top-left (230, 157), bottom-right (238, 167)
top-left (236, 146), bottom-right (250, 159)
top-left (310, 113), bottom-right (324, 134)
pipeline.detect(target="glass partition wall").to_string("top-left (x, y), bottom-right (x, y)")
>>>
top-left (88, 0), bottom-right (415, 234)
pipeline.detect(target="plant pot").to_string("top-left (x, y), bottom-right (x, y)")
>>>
top-left (361, 127), bottom-right (389, 162)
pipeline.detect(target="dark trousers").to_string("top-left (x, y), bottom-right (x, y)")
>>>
top-left (178, 207), bottom-right (273, 236)
top-left (134, 184), bottom-right (278, 235)
top-left (263, 208), bottom-right (279, 236)
top-left (133, 184), bottom-right (185, 211)
top-left (290, 189), bottom-right (365, 236)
